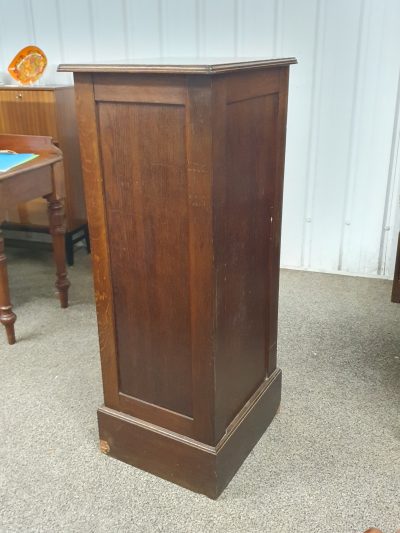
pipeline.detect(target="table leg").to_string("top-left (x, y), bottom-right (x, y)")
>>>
top-left (0, 230), bottom-right (17, 344)
top-left (45, 194), bottom-right (70, 308)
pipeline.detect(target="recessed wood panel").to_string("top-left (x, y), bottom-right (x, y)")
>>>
top-left (225, 69), bottom-right (281, 103)
top-left (215, 93), bottom-right (278, 426)
top-left (94, 73), bottom-right (187, 104)
top-left (98, 102), bottom-right (193, 418)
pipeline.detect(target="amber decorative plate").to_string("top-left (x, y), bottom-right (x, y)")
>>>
top-left (8, 45), bottom-right (47, 85)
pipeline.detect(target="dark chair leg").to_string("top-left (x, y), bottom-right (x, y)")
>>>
top-left (65, 232), bottom-right (74, 267)
top-left (46, 194), bottom-right (70, 309)
top-left (84, 225), bottom-right (91, 255)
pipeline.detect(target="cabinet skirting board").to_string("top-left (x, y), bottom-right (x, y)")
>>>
top-left (98, 368), bottom-right (281, 499)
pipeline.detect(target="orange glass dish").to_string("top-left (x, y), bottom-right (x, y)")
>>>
top-left (8, 45), bottom-right (47, 85)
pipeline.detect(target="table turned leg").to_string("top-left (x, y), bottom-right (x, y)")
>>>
top-left (45, 194), bottom-right (70, 308)
top-left (0, 231), bottom-right (17, 344)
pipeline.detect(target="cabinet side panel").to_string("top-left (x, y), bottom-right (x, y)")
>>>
top-left (73, 74), bottom-right (120, 409)
top-left (98, 102), bottom-right (193, 418)
top-left (267, 68), bottom-right (290, 374)
top-left (186, 77), bottom-right (216, 444)
top-left (214, 72), bottom-right (279, 428)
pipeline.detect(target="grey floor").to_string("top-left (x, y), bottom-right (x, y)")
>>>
top-left (0, 245), bottom-right (399, 533)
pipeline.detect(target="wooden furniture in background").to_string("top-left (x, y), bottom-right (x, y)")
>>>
top-left (0, 85), bottom-right (88, 265)
top-left (392, 232), bottom-right (400, 303)
top-left (60, 57), bottom-right (296, 497)
top-left (0, 134), bottom-right (70, 344)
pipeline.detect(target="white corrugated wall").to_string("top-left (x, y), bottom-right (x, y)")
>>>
top-left (0, 0), bottom-right (399, 278)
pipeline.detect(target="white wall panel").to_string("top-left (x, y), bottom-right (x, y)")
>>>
top-left (91, 0), bottom-right (128, 61)
top-left (375, 1), bottom-right (400, 277)
top-left (202, 0), bottom-right (236, 57)
top-left (29, 0), bottom-right (70, 84)
top-left (0, 0), bottom-right (33, 76)
top-left (163, 0), bottom-right (197, 57)
top-left (58, 0), bottom-right (93, 62)
top-left (0, 0), bottom-right (399, 277)
top-left (127, 0), bottom-right (162, 57)
top-left (341, 0), bottom-right (400, 275)
top-left (382, 70), bottom-right (400, 278)
top-left (280, 0), bottom-right (318, 267)
top-left (237, 0), bottom-right (275, 56)
top-left (309, 0), bottom-right (363, 271)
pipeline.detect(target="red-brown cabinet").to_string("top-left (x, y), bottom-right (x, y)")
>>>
top-left (60, 57), bottom-right (296, 498)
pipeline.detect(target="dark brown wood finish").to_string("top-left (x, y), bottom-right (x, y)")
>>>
top-left (65, 58), bottom-right (296, 497)
top-left (59, 57), bottom-right (297, 75)
top-left (392, 232), bottom-right (400, 303)
top-left (46, 192), bottom-right (70, 309)
top-left (0, 134), bottom-right (70, 344)
top-left (73, 75), bottom-right (120, 410)
top-left (0, 229), bottom-right (16, 344)
top-left (99, 98), bottom-right (193, 418)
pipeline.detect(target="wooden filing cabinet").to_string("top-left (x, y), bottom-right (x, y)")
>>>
top-left (0, 85), bottom-right (88, 264)
top-left (61, 57), bottom-right (296, 497)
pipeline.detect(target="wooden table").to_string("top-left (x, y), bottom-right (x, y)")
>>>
top-left (0, 85), bottom-right (88, 266)
top-left (0, 134), bottom-right (70, 344)
top-left (60, 57), bottom-right (296, 497)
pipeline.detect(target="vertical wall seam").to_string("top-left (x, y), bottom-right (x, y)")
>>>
top-left (55, 0), bottom-right (65, 62)
top-left (301, 0), bottom-right (326, 268)
top-left (233, 0), bottom-right (240, 57)
top-left (27, 0), bottom-right (36, 43)
top-left (274, 0), bottom-right (284, 57)
top-left (237, 0), bottom-right (245, 57)
top-left (158, 0), bottom-right (165, 57)
top-left (88, 0), bottom-right (96, 61)
top-left (378, 70), bottom-right (400, 275)
top-left (195, 0), bottom-right (201, 57)
top-left (337, 0), bottom-right (368, 272)
top-left (196, 0), bottom-right (206, 57)
top-left (122, 0), bottom-right (130, 59)
top-left (273, 0), bottom-right (279, 56)
top-left (0, 1), bottom-right (6, 70)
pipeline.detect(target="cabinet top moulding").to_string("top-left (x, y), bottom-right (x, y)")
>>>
top-left (58, 57), bottom-right (297, 75)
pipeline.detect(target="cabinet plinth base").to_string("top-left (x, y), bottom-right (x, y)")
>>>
top-left (97, 368), bottom-right (281, 498)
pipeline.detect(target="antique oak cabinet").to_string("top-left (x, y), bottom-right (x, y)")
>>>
top-left (59, 58), bottom-right (296, 498)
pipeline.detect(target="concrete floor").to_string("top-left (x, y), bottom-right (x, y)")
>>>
top-left (0, 245), bottom-right (399, 533)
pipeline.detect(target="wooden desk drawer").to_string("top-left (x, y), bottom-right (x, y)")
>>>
top-left (0, 90), bottom-right (58, 140)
